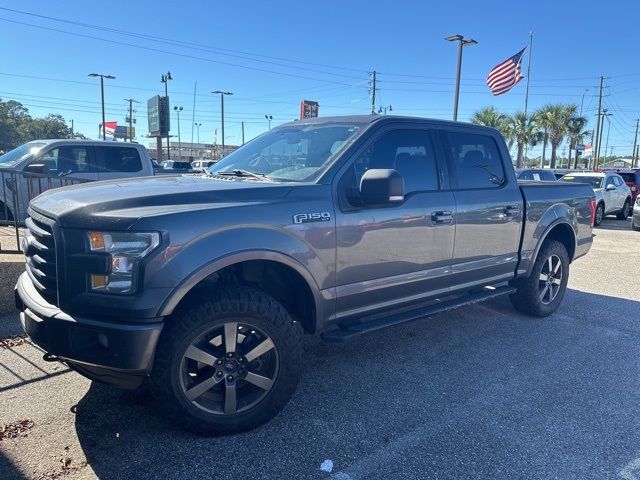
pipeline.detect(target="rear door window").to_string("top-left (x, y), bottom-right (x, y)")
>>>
top-left (444, 131), bottom-right (505, 189)
top-left (95, 147), bottom-right (142, 173)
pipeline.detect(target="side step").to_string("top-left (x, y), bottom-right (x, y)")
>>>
top-left (321, 286), bottom-right (515, 343)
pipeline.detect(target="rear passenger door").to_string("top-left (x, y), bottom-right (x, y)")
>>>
top-left (94, 146), bottom-right (145, 181)
top-left (441, 129), bottom-right (523, 288)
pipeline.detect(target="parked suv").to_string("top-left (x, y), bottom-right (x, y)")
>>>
top-left (0, 140), bottom-right (154, 222)
top-left (602, 168), bottom-right (639, 212)
top-left (561, 171), bottom-right (632, 225)
top-left (16, 115), bottom-right (594, 435)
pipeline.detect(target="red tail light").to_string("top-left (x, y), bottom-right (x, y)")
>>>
top-left (589, 198), bottom-right (596, 227)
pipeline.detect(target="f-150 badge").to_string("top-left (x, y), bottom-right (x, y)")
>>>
top-left (292, 212), bottom-right (331, 224)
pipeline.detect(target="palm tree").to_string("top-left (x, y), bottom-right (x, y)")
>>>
top-left (566, 115), bottom-right (590, 168)
top-left (470, 107), bottom-right (513, 149)
top-left (546, 103), bottom-right (577, 169)
top-left (533, 104), bottom-right (554, 168)
top-left (506, 112), bottom-right (540, 168)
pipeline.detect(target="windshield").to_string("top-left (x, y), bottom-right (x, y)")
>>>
top-left (561, 175), bottom-right (603, 189)
top-left (0, 142), bottom-right (47, 168)
top-left (209, 123), bottom-right (361, 181)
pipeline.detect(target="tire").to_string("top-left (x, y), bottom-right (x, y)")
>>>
top-left (594, 203), bottom-right (604, 226)
top-left (633, 218), bottom-right (640, 232)
top-left (617, 199), bottom-right (630, 220)
top-left (151, 286), bottom-right (303, 435)
top-left (510, 240), bottom-right (569, 317)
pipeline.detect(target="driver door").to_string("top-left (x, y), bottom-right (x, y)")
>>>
top-left (333, 126), bottom-right (455, 319)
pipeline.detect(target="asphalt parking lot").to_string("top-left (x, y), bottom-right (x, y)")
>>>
top-left (1, 218), bottom-right (640, 480)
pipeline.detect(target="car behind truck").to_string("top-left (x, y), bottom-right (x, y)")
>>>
top-left (15, 115), bottom-right (595, 435)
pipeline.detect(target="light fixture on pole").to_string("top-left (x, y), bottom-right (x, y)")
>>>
top-left (378, 105), bottom-right (392, 115)
top-left (265, 114), bottom-right (273, 130)
top-left (161, 71), bottom-right (173, 158)
top-left (212, 91), bottom-right (233, 157)
top-left (194, 122), bottom-right (202, 144)
top-left (444, 34), bottom-right (477, 122)
top-left (88, 73), bottom-right (116, 140)
top-left (174, 106), bottom-right (183, 160)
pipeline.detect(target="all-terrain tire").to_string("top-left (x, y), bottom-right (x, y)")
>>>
top-left (151, 286), bottom-right (303, 435)
top-left (510, 240), bottom-right (569, 317)
top-left (617, 199), bottom-right (630, 220)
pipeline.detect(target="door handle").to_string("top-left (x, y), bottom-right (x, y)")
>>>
top-left (431, 210), bottom-right (453, 224)
top-left (504, 205), bottom-right (521, 216)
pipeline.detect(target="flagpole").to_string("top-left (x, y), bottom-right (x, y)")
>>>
top-left (523, 32), bottom-right (533, 161)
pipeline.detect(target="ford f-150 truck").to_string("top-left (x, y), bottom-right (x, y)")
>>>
top-left (15, 115), bottom-right (595, 435)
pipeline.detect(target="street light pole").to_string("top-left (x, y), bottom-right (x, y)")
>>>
top-left (265, 115), bottom-right (273, 130)
top-left (174, 106), bottom-right (183, 160)
top-left (88, 73), bottom-right (115, 140)
top-left (444, 35), bottom-right (477, 122)
top-left (604, 112), bottom-right (613, 166)
top-left (212, 91), bottom-right (233, 156)
top-left (161, 71), bottom-right (172, 158)
top-left (241, 121), bottom-right (245, 145)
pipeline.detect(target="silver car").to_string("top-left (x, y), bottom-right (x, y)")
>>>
top-left (560, 171), bottom-right (632, 226)
top-left (633, 196), bottom-right (640, 231)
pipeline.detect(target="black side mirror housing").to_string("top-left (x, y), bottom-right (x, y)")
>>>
top-left (359, 169), bottom-right (404, 205)
top-left (24, 163), bottom-right (48, 174)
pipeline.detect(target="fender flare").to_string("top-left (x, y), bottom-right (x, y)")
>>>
top-left (525, 219), bottom-right (577, 277)
top-left (157, 249), bottom-right (325, 325)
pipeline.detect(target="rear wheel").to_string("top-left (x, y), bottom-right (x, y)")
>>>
top-left (633, 217), bottom-right (640, 231)
top-left (510, 240), bottom-right (569, 317)
top-left (151, 287), bottom-right (303, 435)
top-left (617, 199), bottom-right (630, 220)
top-left (594, 203), bottom-right (604, 226)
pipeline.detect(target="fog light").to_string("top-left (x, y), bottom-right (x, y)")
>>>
top-left (91, 275), bottom-right (108, 290)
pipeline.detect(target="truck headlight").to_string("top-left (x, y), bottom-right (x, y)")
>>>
top-left (87, 231), bottom-right (160, 294)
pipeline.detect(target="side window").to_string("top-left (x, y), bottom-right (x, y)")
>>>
top-left (353, 129), bottom-right (439, 194)
top-left (542, 171), bottom-right (556, 181)
top-left (519, 171), bottom-right (533, 180)
top-left (35, 146), bottom-right (91, 176)
top-left (445, 131), bottom-right (505, 189)
top-left (95, 147), bottom-right (142, 173)
top-left (606, 176), bottom-right (616, 187)
top-left (614, 176), bottom-right (623, 187)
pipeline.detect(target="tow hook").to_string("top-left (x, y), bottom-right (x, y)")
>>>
top-left (42, 353), bottom-right (59, 362)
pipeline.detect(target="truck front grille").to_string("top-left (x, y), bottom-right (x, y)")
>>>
top-left (23, 215), bottom-right (58, 306)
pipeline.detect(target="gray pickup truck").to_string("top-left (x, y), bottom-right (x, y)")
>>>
top-left (15, 115), bottom-right (595, 435)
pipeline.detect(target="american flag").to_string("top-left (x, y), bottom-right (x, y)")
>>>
top-left (486, 48), bottom-right (526, 96)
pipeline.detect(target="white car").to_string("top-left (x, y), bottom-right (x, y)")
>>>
top-left (560, 171), bottom-right (632, 226)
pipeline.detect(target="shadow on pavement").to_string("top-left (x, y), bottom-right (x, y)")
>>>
top-left (595, 217), bottom-right (633, 232)
top-left (1, 451), bottom-right (27, 480)
top-left (73, 288), bottom-right (640, 479)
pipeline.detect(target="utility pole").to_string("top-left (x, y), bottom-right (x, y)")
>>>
top-left (124, 98), bottom-right (139, 142)
top-left (241, 121), bottom-right (245, 145)
top-left (593, 75), bottom-right (604, 169)
top-left (633, 119), bottom-right (639, 168)
top-left (174, 106), bottom-right (183, 160)
top-left (370, 70), bottom-right (377, 115)
top-left (213, 91), bottom-right (233, 156)
top-left (161, 71), bottom-right (172, 158)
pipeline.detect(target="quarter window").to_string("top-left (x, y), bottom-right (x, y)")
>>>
top-left (445, 132), bottom-right (505, 189)
top-left (352, 129), bottom-right (439, 194)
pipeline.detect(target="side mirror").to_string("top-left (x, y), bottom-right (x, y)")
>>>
top-left (24, 163), bottom-right (48, 174)
top-left (359, 169), bottom-right (404, 205)
top-left (606, 184), bottom-right (616, 191)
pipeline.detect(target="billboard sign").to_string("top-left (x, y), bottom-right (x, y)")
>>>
top-left (147, 95), bottom-right (170, 137)
top-left (300, 100), bottom-right (319, 119)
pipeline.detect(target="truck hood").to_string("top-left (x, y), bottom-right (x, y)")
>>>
top-left (30, 174), bottom-right (293, 229)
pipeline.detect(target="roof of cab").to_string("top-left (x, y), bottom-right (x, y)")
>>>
top-left (280, 114), bottom-right (495, 130)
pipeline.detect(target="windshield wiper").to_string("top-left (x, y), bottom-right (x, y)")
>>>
top-left (215, 169), bottom-right (269, 180)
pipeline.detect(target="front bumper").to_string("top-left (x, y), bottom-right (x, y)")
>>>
top-left (15, 272), bottom-right (163, 388)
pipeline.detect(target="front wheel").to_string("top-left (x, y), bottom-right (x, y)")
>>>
top-left (617, 199), bottom-right (630, 220)
top-left (151, 287), bottom-right (303, 435)
top-left (510, 240), bottom-right (569, 317)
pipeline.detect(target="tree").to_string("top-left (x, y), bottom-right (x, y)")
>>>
top-left (23, 114), bottom-right (73, 141)
top-left (506, 112), bottom-right (540, 168)
top-left (545, 103), bottom-right (577, 169)
top-left (471, 107), bottom-right (513, 149)
top-left (566, 115), bottom-right (590, 169)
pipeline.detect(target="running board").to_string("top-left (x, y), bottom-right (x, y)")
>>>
top-left (321, 286), bottom-right (516, 343)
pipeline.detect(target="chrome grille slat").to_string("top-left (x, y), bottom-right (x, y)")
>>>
top-left (24, 215), bottom-right (58, 305)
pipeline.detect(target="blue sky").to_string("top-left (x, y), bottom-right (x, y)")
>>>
top-left (1, 0), bottom-right (638, 157)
